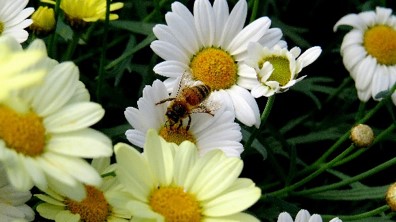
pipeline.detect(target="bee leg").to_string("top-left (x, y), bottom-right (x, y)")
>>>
top-left (186, 115), bottom-right (192, 131)
top-left (155, 97), bottom-right (175, 105)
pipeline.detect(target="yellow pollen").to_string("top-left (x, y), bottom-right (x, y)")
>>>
top-left (364, 25), bottom-right (396, 65)
top-left (65, 185), bottom-right (109, 222)
top-left (0, 106), bottom-right (45, 156)
top-left (159, 126), bottom-right (196, 145)
top-left (149, 186), bottom-right (202, 222)
top-left (190, 47), bottom-right (237, 90)
top-left (260, 56), bottom-right (291, 86)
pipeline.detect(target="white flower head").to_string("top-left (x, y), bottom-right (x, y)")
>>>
top-left (0, 0), bottom-right (34, 43)
top-left (334, 7), bottom-right (396, 105)
top-left (0, 163), bottom-right (34, 222)
top-left (239, 43), bottom-right (322, 98)
top-left (150, 0), bottom-right (284, 128)
top-left (114, 129), bottom-right (261, 221)
top-left (35, 157), bottom-right (131, 222)
top-left (125, 79), bottom-right (244, 157)
top-left (277, 209), bottom-right (342, 222)
top-left (0, 39), bottom-right (112, 201)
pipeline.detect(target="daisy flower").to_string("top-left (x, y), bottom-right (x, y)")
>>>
top-left (239, 43), bottom-right (322, 98)
top-left (0, 0), bottom-right (34, 43)
top-left (42, 0), bottom-right (124, 29)
top-left (29, 6), bottom-right (56, 37)
top-left (35, 157), bottom-right (132, 222)
top-left (0, 163), bottom-right (34, 222)
top-left (114, 129), bottom-right (261, 221)
top-left (334, 7), bottom-right (396, 105)
top-left (0, 36), bottom-right (46, 102)
top-left (124, 79), bottom-right (244, 157)
top-left (0, 39), bottom-right (112, 201)
top-left (277, 209), bottom-right (342, 222)
top-left (150, 0), bottom-right (285, 128)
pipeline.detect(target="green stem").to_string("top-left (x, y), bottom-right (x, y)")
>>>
top-left (265, 144), bottom-right (355, 198)
top-left (245, 95), bottom-right (275, 150)
top-left (249, 0), bottom-right (259, 23)
top-left (143, 0), bottom-right (167, 22)
top-left (48, 0), bottom-right (61, 58)
top-left (355, 101), bottom-right (366, 122)
top-left (323, 205), bottom-right (390, 221)
top-left (294, 156), bottom-right (396, 196)
top-left (96, 0), bottom-right (111, 102)
top-left (63, 31), bottom-right (80, 61)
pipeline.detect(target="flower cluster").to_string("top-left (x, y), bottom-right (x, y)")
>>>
top-left (1, 0), bottom-right (396, 221)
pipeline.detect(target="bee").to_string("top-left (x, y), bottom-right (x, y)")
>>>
top-left (155, 76), bottom-right (214, 131)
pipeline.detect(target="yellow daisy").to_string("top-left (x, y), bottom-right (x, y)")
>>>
top-left (334, 7), bottom-right (396, 104)
top-left (0, 36), bottom-right (45, 102)
top-left (30, 6), bottom-right (56, 37)
top-left (114, 129), bottom-right (261, 221)
top-left (42, 0), bottom-right (124, 29)
top-left (35, 157), bottom-right (132, 222)
top-left (0, 39), bottom-right (112, 201)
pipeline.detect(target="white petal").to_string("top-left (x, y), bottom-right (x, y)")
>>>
top-left (227, 86), bottom-right (260, 127)
top-left (194, 0), bottom-right (216, 46)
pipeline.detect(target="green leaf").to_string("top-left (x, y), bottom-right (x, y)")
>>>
top-left (307, 185), bottom-right (388, 200)
top-left (110, 20), bottom-right (155, 35)
top-left (287, 127), bottom-right (343, 144)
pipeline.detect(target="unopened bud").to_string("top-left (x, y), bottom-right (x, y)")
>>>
top-left (350, 124), bottom-right (374, 148)
top-left (386, 182), bottom-right (396, 211)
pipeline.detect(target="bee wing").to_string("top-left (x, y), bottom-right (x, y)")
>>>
top-left (199, 93), bottom-right (222, 115)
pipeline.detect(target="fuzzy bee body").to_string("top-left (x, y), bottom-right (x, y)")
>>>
top-left (156, 84), bottom-right (212, 131)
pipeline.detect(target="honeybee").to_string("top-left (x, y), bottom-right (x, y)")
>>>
top-left (156, 76), bottom-right (214, 131)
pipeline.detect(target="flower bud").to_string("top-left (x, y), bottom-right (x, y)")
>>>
top-left (30, 6), bottom-right (56, 37)
top-left (350, 124), bottom-right (374, 148)
top-left (386, 182), bottom-right (396, 211)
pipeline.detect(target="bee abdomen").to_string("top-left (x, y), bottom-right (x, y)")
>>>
top-left (185, 85), bottom-right (211, 105)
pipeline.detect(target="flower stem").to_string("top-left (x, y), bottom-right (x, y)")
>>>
top-left (245, 95), bottom-right (275, 150)
top-left (63, 31), bottom-right (80, 61)
top-left (48, 0), bottom-right (61, 58)
top-left (294, 155), bottom-right (396, 196)
top-left (264, 144), bottom-right (355, 198)
top-left (322, 205), bottom-right (390, 221)
top-left (249, 0), bottom-right (259, 22)
top-left (96, 0), bottom-right (111, 102)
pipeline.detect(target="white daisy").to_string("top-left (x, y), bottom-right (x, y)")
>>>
top-left (0, 39), bottom-right (112, 201)
top-left (0, 35), bottom-right (46, 102)
top-left (124, 79), bottom-right (244, 157)
top-left (0, 163), bottom-right (34, 222)
top-left (0, 0), bottom-right (34, 43)
top-left (277, 209), bottom-right (342, 222)
top-left (114, 129), bottom-right (261, 221)
top-left (35, 157), bottom-right (132, 222)
top-left (334, 7), bottom-right (396, 105)
top-left (150, 0), bottom-right (284, 128)
top-left (239, 43), bottom-right (322, 98)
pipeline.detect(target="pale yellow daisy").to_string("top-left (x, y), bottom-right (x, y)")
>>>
top-left (334, 7), bottom-right (396, 105)
top-left (114, 129), bottom-right (261, 221)
top-left (151, 0), bottom-right (285, 127)
top-left (0, 0), bottom-right (34, 43)
top-left (35, 157), bottom-right (132, 222)
top-left (0, 36), bottom-right (45, 102)
top-left (0, 39), bottom-right (112, 201)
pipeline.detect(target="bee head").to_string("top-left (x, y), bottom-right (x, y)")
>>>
top-left (166, 102), bottom-right (187, 123)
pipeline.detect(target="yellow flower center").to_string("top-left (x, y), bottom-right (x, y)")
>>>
top-left (364, 25), bottom-right (396, 65)
top-left (0, 21), bottom-right (3, 34)
top-left (0, 106), bottom-right (45, 156)
top-left (260, 56), bottom-right (291, 86)
top-left (65, 185), bottom-right (109, 222)
top-left (159, 126), bottom-right (196, 145)
top-left (190, 47), bottom-right (238, 90)
top-left (149, 186), bottom-right (201, 222)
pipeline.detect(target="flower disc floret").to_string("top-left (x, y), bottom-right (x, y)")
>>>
top-left (364, 25), bottom-right (396, 65)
